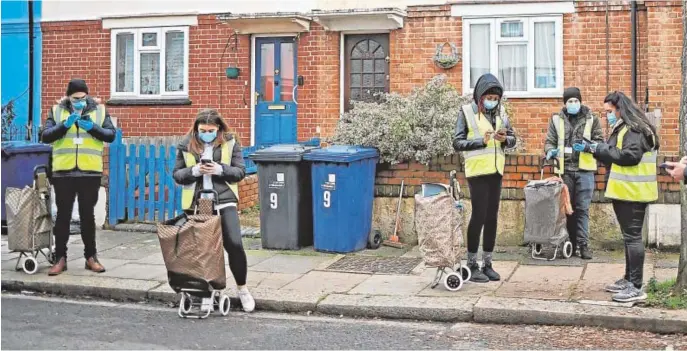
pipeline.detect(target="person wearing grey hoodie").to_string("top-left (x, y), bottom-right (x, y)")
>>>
top-left (453, 73), bottom-right (516, 283)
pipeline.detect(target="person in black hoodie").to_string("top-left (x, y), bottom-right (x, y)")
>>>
top-left (41, 79), bottom-right (116, 276)
top-left (453, 73), bottom-right (516, 283)
top-left (172, 108), bottom-right (254, 312)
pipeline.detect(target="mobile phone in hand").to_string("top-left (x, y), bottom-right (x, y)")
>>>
top-left (659, 163), bottom-right (674, 170)
top-left (201, 158), bottom-right (212, 165)
top-left (497, 128), bottom-right (507, 135)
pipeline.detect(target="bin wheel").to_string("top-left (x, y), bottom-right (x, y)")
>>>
top-left (22, 257), bottom-right (38, 275)
top-left (458, 265), bottom-right (471, 282)
top-left (367, 229), bottom-right (382, 250)
top-left (562, 241), bottom-right (573, 259)
top-left (533, 244), bottom-right (543, 255)
top-left (219, 294), bottom-right (231, 316)
top-left (444, 272), bottom-right (463, 292)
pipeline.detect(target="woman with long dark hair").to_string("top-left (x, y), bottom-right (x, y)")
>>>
top-left (172, 109), bottom-right (255, 312)
top-left (453, 73), bottom-right (516, 283)
top-left (575, 91), bottom-right (659, 303)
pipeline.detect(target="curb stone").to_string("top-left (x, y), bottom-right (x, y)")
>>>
top-left (112, 223), bottom-right (260, 237)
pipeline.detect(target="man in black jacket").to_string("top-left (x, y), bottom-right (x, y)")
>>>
top-left (41, 79), bottom-right (116, 275)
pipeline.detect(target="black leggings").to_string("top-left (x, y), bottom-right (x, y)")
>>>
top-left (219, 206), bottom-right (247, 286)
top-left (612, 200), bottom-right (647, 289)
top-left (466, 173), bottom-right (503, 254)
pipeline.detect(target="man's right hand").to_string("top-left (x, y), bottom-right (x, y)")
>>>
top-left (63, 113), bottom-right (79, 129)
top-left (546, 149), bottom-right (559, 160)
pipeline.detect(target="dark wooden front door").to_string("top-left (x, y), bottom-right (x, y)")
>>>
top-left (344, 34), bottom-right (390, 112)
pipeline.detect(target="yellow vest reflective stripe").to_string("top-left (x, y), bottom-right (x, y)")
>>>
top-left (552, 114), bottom-right (597, 174)
top-left (180, 139), bottom-right (240, 210)
top-left (605, 126), bottom-right (658, 202)
top-left (462, 104), bottom-right (505, 178)
top-left (51, 104), bottom-right (106, 172)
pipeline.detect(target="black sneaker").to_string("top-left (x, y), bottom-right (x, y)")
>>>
top-left (579, 245), bottom-right (593, 260)
top-left (482, 264), bottom-right (501, 281)
top-left (469, 264), bottom-right (490, 283)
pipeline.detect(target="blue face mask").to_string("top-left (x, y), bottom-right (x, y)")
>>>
top-left (484, 99), bottom-right (498, 110)
top-left (607, 112), bottom-right (617, 126)
top-left (566, 102), bottom-right (581, 115)
top-left (72, 100), bottom-right (86, 111)
top-left (199, 131), bottom-right (217, 143)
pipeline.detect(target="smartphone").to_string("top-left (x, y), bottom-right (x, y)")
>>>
top-left (659, 163), bottom-right (674, 170)
top-left (497, 128), bottom-right (507, 135)
top-left (200, 158), bottom-right (212, 165)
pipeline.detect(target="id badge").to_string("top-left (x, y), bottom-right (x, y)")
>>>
top-left (564, 147), bottom-right (573, 154)
top-left (73, 137), bottom-right (84, 145)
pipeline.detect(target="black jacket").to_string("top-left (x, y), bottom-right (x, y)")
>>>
top-left (172, 133), bottom-right (246, 205)
top-left (453, 74), bottom-right (516, 151)
top-left (40, 97), bottom-right (116, 177)
top-left (543, 105), bottom-right (604, 172)
top-left (594, 121), bottom-right (656, 182)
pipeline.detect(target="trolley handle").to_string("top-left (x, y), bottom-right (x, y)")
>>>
top-left (194, 189), bottom-right (221, 215)
top-left (33, 164), bottom-right (50, 195)
top-left (539, 157), bottom-right (560, 180)
top-left (448, 170), bottom-right (463, 201)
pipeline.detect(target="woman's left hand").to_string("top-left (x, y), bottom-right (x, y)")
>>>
top-left (493, 132), bottom-right (507, 142)
top-left (209, 162), bottom-right (224, 176)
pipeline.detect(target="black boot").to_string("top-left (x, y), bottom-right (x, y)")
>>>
top-left (579, 245), bottom-right (593, 260)
top-left (468, 263), bottom-right (490, 283)
top-left (482, 264), bottom-right (501, 281)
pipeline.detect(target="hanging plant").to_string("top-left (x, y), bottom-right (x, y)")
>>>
top-left (433, 42), bottom-right (460, 69)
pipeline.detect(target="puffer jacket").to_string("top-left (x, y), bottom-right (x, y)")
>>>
top-left (453, 73), bottom-right (516, 151)
top-left (543, 105), bottom-right (604, 172)
top-left (172, 133), bottom-right (246, 204)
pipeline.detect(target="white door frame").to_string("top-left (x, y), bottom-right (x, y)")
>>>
top-left (250, 33), bottom-right (298, 146)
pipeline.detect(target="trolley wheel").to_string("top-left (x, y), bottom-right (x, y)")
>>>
top-left (180, 293), bottom-right (193, 315)
top-left (22, 257), bottom-right (38, 275)
top-left (458, 265), bottom-right (472, 283)
top-left (219, 294), bottom-right (231, 316)
top-left (533, 244), bottom-right (543, 255)
top-left (562, 241), bottom-right (573, 259)
top-left (367, 229), bottom-right (382, 250)
top-left (212, 291), bottom-right (221, 310)
top-left (443, 272), bottom-right (464, 292)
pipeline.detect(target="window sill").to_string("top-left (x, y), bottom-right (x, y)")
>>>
top-left (106, 98), bottom-right (192, 106)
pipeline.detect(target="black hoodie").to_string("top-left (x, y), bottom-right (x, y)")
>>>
top-left (41, 97), bottom-right (116, 177)
top-left (453, 73), bottom-right (516, 151)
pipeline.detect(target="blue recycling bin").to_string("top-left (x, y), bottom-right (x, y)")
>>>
top-left (303, 146), bottom-right (379, 253)
top-left (1, 141), bottom-right (52, 225)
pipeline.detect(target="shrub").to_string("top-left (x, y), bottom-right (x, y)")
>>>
top-left (331, 75), bottom-right (521, 165)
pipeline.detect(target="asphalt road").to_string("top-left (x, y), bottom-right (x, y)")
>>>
top-left (1, 294), bottom-right (685, 350)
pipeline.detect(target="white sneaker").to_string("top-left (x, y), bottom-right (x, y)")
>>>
top-left (238, 288), bottom-right (255, 312)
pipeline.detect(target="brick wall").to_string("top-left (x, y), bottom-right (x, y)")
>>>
top-left (375, 156), bottom-right (684, 204)
top-left (238, 174), bottom-right (258, 210)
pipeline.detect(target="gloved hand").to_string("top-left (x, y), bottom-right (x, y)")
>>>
top-left (573, 141), bottom-right (598, 153)
top-left (546, 149), bottom-right (559, 160)
top-left (77, 119), bottom-right (94, 131)
top-left (63, 113), bottom-right (79, 129)
top-left (572, 143), bottom-right (586, 152)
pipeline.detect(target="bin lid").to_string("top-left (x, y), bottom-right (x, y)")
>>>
top-left (248, 144), bottom-right (319, 162)
top-left (1, 141), bottom-right (52, 157)
top-left (303, 145), bottom-right (379, 163)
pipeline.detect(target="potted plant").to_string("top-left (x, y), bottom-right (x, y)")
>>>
top-left (433, 42), bottom-right (460, 70)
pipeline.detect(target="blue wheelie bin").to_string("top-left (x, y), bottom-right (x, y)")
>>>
top-left (303, 146), bottom-right (379, 253)
top-left (1, 141), bottom-right (52, 229)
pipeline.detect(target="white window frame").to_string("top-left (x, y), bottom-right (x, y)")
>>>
top-left (110, 26), bottom-right (189, 99)
top-left (462, 16), bottom-right (563, 98)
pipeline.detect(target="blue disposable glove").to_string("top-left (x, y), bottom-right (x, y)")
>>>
top-left (63, 113), bottom-right (79, 129)
top-left (77, 119), bottom-right (94, 131)
top-left (572, 143), bottom-right (586, 152)
top-left (546, 149), bottom-right (559, 160)
top-left (574, 142), bottom-right (598, 153)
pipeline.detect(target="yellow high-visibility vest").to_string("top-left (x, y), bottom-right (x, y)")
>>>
top-left (605, 126), bottom-right (658, 202)
top-left (51, 104), bottom-right (106, 172)
top-left (552, 114), bottom-right (598, 174)
top-left (181, 139), bottom-right (240, 210)
top-left (462, 104), bottom-right (505, 178)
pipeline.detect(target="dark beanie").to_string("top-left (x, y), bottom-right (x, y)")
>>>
top-left (66, 79), bottom-right (89, 96)
top-left (563, 87), bottom-right (582, 103)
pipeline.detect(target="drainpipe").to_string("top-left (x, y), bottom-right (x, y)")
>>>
top-left (631, 0), bottom-right (637, 102)
top-left (28, 0), bottom-right (34, 140)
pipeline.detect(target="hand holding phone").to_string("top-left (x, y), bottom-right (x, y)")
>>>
top-left (659, 163), bottom-right (674, 170)
top-left (200, 158), bottom-right (212, 165)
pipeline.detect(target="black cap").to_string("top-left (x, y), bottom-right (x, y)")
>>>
top-left (563, 87), bottom-right (582, 104)
top-left (66, 79), bottom-right (89, 97)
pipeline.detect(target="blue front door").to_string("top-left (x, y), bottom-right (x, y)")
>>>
top-left (255, 37), bottom-right (297, 147)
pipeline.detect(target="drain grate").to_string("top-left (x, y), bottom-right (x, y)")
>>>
top-left (325, 256), bottom-right (422, 275)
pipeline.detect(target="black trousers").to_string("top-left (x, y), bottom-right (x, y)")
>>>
top-left (466, 173), bottom-right (503, 254)
top-left (612, 200), bottom-right (647, 289)
top-left (219, 206), bottom-right (247, 286)
top-left (53, 176), bottom-right (100, 259)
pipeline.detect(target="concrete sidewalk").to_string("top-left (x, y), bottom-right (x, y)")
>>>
top-left (1, 230), bottom-right (685, 334)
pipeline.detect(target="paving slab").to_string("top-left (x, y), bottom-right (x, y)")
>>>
top-left (417, 261), bottom-right (518, 297)
top-left (255, 273), bottom-right (302, 290)
top-left (97, 242), bottom-right (162, 260)
top-left (652, 268), bottom-right (679, 283)
top-left (281, 271), bottom-right (369, 295)
top-left (250, 254), bottom-right (334, 274)
top-left (62, 258), bottom-right (130, 277)
top-left (349, 274), bottom-right (430, 296)
top-left (574, 263), bottom-right (654, 301)
top-left (243, 250), bottom-right (276, 267)
top-left (134, 252), bottom-right (165, 265)
top-left (473, 296), bottom-right (687, 334)
top-left (103, 263), bottom-right (169, 281)
top-left (1, 270), bottom-right (161, 301)
top-left (317, 294), bottom-right (478, 322)
top-left (250, 287), bottom-right (323, 313)
top-left (495, 265), bottom-right (583, 300)
top-left (226, 270), bottom-right (272, 289)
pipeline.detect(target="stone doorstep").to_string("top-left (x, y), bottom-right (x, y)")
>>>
top-left (2, 273), bottom-right (686, 334)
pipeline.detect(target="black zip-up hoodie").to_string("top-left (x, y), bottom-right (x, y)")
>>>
top-left (40, 97), bottom-right (116, 177)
